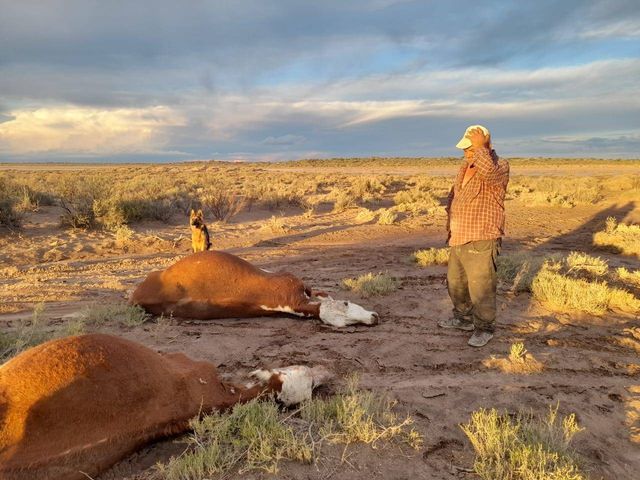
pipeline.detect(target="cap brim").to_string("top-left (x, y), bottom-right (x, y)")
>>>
top-left (456, 137), bottom-right (472, 149)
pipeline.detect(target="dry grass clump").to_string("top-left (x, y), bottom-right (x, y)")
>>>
top-left (355, 208), bottom-right (377, 223)
top-left (55, 175), bottom-right (105, 228)
top-left (483, 342), bottom-right (544, 374)
top-left (158, 376), bottom-right (422, 479)
top-left (0, 304), bottom-right (49, 362)
top-left (201, 190), bottom-right (247, 222)
top-left (616, 267), bottom-right (640, 287)
top-left (300, 375), bottom-right (422, 449)
top-left (261, 215), bottom-right (290, 235)
top-left (332, 190), bottom-right (358, 213)
top-left (158, 400), bottom-right (312, 478)
top-left (496, 252), bottom-right (639, 314)
top-left (413, 247), bottom-right (450, 266)
top-left (248, 182), bottom-right (308, 211)
top-left (496, 253), bottom-right (562, 292)
top-left (565, 251), bottom-right (608, 276)
top-left (0, 176), bottom-right (24, 228)
top-left (593, 217), bottom-right (640, 256)
top-left (532, 260), bottom-right (640, 315)
top-left (508, 176), bottom-right (602, 207)
top-left (393, 186), bottom-right (440, 215)
top-left (461, 404), bottom-right (585, 480)
top-left (114, 225), bottom-right (136, 250)
top-left (351, 177), bottom-right (386, 203)
top-left (342, 272), bottom-right (399, 297)
top-left (0, 304), bottom-right (87, 363)
top-left (376, 208), bottom-right (398, 225)
top-left (81, 302), bottom-right (149, 327)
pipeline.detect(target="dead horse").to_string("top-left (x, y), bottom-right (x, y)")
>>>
top-left (0, 334), bottom-right (329, 480)
top-left (130, 250), bottom-right (379, 327)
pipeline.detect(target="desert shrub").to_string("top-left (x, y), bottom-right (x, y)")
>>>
top-left (113, 225), bottom-right (136, 250)
top-left (565, 251), bottom-right (608, 276)
top-left (159, 376), bottom-right (421, 479)
top-left (531, 260), bottom-right (640, 315)
top-left (55, 175), bottom-right (105, 228)
top-left (0, 197), bottom-right (23, 228)
top-left (355, 208), bottom-right (377, 223)
top-left (92, 195), bottom-right (176, 229)
top-left (261, 215), bottom-right (290, 235)
top-left (82, 303), bottom-right (149, 327)
top-left (616, 267), bottom-right (640, 287)
top-left (159, 400), bottom-right (311, 478)
top-left (393, 187), bottom-right (440, 215)
top-left (593, 217), bottom-right (640, 256)
top-left (377, 208), bottom-right (398, 225)
top-left (350, 177), bottom-right (386, 203)
top-left (413, 247), bottom-right (450, 266)
top-left (508, 176), bottom-right (602, 207)
top-left (332, 190), bottom-right (358, 212)
top-left (496, 253), bottom-right (561, 293)
top-left (14, 185), bottom-right (39, 212)
top-left (0, 304), bottom-right (49, 362)
top-left (497, 252), bottom-right (640, 314)
top-left (248, 182), bottom-right (307, 210)
top-left (342, 272), bottom-right (399, 296)
top-left (0, 177), bottom-right (23, 228)
top-left (0, 304), bottom-right (86, 363)
top-left (201, 189), bottom-right (247, 222)
top-left (461, 405), bottom-right (585, 480)
top-left (483, 342), bottom-right (544, 374)
top-left (300, 375), bottom-right (422, 449)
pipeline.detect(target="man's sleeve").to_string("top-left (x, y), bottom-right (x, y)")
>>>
top-left (446, 186), bottom-right (454, 212)
top-left (472, 148), bottom-right (506, 183)
top-left (445, 186), bottom-right (454, 234)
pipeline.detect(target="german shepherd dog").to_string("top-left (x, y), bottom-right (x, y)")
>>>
top-left (190, 209), bottom-right (212, 253)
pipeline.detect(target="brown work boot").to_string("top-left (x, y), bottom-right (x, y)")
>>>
top-left (438, 316), bottom-right (474, 331)
top-left (467, 330), bottom-right (494, 347)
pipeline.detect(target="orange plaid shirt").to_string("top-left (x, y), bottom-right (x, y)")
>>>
top-left (446, 148), bottom-right (510, 246)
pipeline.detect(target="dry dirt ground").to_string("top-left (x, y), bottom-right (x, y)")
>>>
top-left (1, 163), bottom-right (639, 480)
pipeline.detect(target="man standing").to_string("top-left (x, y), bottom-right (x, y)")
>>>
top-left (438, 125), bottom-right (510, 347)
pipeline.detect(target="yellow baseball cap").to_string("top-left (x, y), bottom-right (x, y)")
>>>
top-left (455, 124), bottom-right (489, 149)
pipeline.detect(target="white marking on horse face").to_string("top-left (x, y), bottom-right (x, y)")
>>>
top-left (318, 298), bottom-right (379, 327)
top-left (260, 268), bottom-right (274, 274)
top-left (260, 305), bottom-right (306, 317)
top-left (250, 365), bottom-right (331, 406)
top-left (276, 366), bottom-right (313, 406)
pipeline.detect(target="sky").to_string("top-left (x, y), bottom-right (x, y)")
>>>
top-left (0, 0), bottom-right (639, 162)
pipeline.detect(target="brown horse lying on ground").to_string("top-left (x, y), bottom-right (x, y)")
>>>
top-left (130, 250), bottom-right (379, 327)
top-left (0, 334), bottom-right (329, 480)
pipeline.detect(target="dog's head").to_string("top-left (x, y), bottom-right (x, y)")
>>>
top-left (190, 209), bottom-right (204, 228)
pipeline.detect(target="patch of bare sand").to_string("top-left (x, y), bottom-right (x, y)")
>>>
top-left (1, 181), bottom-right (639, 479)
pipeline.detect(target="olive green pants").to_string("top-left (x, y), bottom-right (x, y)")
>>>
top-left (447, 239), bottom-right (500, 333)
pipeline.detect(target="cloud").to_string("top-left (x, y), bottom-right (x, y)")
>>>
top-left (0, 2), bottom-right (638, 160)
top-left (0, 105), bottom-right (187, 156)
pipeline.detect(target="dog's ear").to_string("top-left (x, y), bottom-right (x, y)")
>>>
top-left (197, 209), bottom-right (204, 218)
top-left (190, 209), bottom-right (195, 217)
